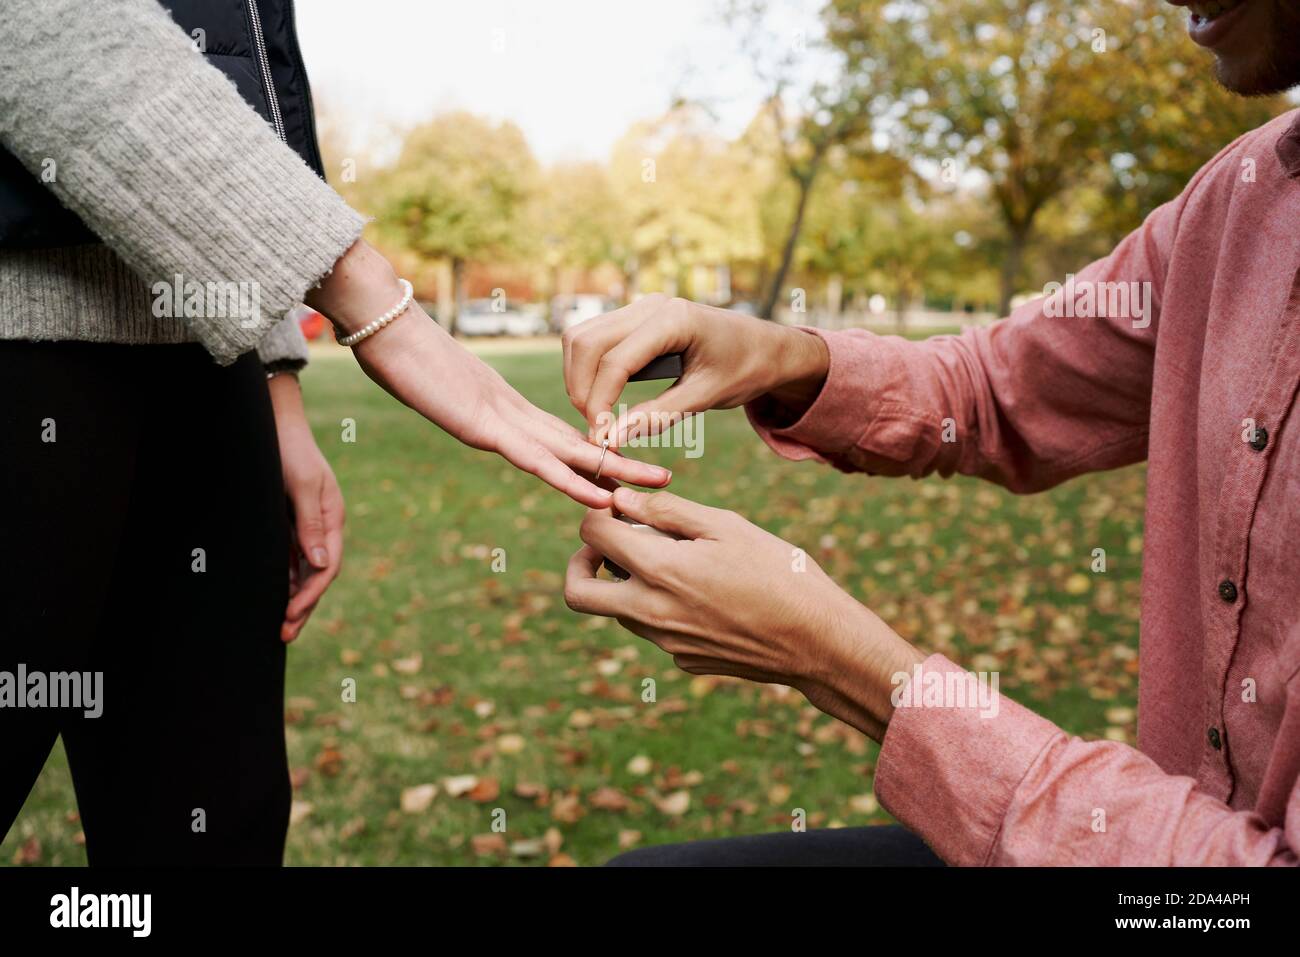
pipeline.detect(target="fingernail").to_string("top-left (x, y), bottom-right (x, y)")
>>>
top-left (311, 547), bottom-right (328, 568)
top-left (613, 487), bottom-right (639, 508)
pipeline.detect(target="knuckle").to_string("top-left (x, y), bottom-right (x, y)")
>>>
top-left (660, 551), bottom-right (694, 594)
top-left (716, 506), bottom-right (743, 529)
top-left (645, 492), bottom-right (676, 518)
top-left (578, 510), bottom-right (601, 543)
top-left (636, 550), bottom-right (670, 586)
top-left (667, 298), bottom-right (696, 328)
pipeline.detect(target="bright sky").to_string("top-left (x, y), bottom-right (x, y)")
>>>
top-left (295, 0), bottom-right (823, 164)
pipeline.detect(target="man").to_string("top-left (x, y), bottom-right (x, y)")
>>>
top-left (560, 0), bottom-right (1300, 865)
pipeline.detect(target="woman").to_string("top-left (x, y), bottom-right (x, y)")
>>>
top-left (0, 0), bottom-right (667, 865)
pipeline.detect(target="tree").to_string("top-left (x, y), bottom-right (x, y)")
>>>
top-left (371, 112), bottom-right (539, 333)
top-left (790, 145), bottom-right (911, 320)
top-left (722, 0), bottom-right (883, 318)
top-left (530, 163), bottom-right (630, 323)
top-left (826, 0), bottom-right (1279, 316)
top-left (610, 107), bottom-right (763, 301)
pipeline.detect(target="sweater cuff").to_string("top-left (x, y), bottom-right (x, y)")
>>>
top-left (874, 653), bottom-right (1060, 866)
top-left (58, 72), bottom-right (364, 365)
top-left (256, 307), bottom-right (311, 368)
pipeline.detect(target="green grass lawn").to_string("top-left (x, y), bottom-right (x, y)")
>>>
top-left (3, 341), bottom-right (1145, 866)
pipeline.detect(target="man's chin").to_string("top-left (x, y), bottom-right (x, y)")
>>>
top-left (1213, 55), bottom-right (1300, 96)
top-left (1210, 1), bottom-right (1300, 96)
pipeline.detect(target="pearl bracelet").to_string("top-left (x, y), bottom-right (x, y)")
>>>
top-left (336, 278), bottom-right (414, 347)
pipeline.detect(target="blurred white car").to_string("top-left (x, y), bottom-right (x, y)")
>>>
top-left (503, 309), bottom-right (549, 336)
top-left (559, 295), bottom-right (612, 331)
top-left (456, 299), bottom-right (508, 336)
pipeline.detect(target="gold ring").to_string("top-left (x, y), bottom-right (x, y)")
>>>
top-left (593, 439), bottom-right (610, 481)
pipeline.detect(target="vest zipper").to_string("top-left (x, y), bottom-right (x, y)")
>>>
top-left (283, 0), bottom-right (327, 175)
top-left (245, 0), bottom-right (287, 142)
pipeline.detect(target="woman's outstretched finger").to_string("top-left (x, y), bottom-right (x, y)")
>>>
top-left (496, 430), bottom-right (614, 508)
top-left (557, 432), bottom-right (671, 488)
top-left (527, 408), bottom-right (672, 487)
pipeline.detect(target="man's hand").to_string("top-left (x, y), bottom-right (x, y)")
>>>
top-left (561, 294), bottom-right (830, 448)
top-left (269, 373), bottom-right (345, 642)
top-left (564, 488), bottom-right (924, 741)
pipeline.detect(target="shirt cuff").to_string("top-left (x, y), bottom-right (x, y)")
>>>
top-left (874, 653), bottom-right (1060, 866)
top-left (744, 327), bottom-right (889, 466)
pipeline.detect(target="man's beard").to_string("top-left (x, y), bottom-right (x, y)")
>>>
top-left (1217, 0), bottom-right (1300, 95)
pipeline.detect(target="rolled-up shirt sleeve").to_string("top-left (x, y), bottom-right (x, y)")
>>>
top-left (876, 654), bottom-right (1300, 866)
top-left (0, 0), bottom-right (364, 365)
top-left (745, 186), bottom-right (1200, 493)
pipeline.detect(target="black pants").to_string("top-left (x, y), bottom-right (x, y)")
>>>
top-left (607, 825), bottom-right (945, 866)
top-left (0, 341), bottom-right (291, 866)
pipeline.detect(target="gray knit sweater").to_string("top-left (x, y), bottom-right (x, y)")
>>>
top-left (0, 0), bottom-right (366, 367)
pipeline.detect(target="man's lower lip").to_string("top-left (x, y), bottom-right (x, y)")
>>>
top-left (1187, 2), bottom-right (1249, 49)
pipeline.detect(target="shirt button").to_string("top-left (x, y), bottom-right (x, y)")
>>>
top-left (1218, 580), bottom-right (1238, 603)
top-left (1249, 425), bottom-right (1269, 452)
top-left (1208, 727), bottom-right (1222, 750)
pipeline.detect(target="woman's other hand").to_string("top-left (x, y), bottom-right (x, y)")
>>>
top-left (269, 373), bottom-right (345, 642)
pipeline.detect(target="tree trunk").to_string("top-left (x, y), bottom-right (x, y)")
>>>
top-left (998, 225), bottom-right (1029, 318)
top-left (761, 164), bottom-right (819, 321)
top-left (436, 258), bottom-right (454, 331)
top-left (827, 273), bottom-right (843, 329)
top-left (894, 279), bottom-right (912, 335)
top-left (623, 256), bottom-right (639, 306)
top-left (547, 263), bottom-right (562, 332)
top-left (450, 257), bottom-right (466, 336)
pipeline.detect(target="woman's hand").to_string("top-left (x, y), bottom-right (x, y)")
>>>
top-left (564, 487), bottom-right (923, 741)
top-left (561, 294), bottom-right (831, 448)
top-left (307, 241), bottom-right (671, 509)
top-left (269, 374), bottom-right (345, 642)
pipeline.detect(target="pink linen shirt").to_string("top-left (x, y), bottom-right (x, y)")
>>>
top-left (748, 109), bottom-right (1300, 866)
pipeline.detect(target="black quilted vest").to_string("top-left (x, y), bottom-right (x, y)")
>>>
top-left (0, 0), bottom-right (324, 248)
